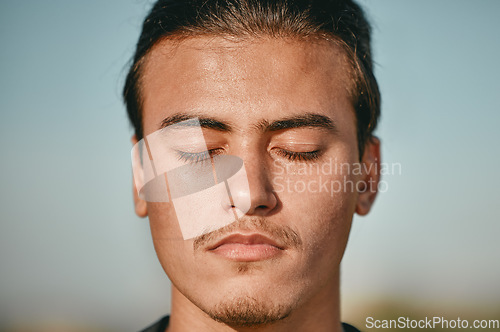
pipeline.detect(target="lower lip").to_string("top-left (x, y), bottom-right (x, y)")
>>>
top-left (210, 243), bottom-right (282, 261)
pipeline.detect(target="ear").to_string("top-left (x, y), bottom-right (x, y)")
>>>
top-left (355, 136), bottom-right (381, 216)
top-left (131, 135), bottom-right (148, 218)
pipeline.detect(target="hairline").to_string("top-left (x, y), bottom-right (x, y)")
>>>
top-left (134, 32), bottom-right (362, 140)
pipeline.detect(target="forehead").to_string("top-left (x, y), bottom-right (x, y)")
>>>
top-left (140, 36), bottom-right (354, 134)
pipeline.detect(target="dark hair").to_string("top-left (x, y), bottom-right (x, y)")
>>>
top-left (123, 0), bottom-right (380, 157)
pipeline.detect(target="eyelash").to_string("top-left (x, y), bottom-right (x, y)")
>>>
top-left (176, 149), bottom-right (223, 164)
top-left (176, 148), bottom-right (321, 163)
top-left (274, 149), bottom-right (321, 162)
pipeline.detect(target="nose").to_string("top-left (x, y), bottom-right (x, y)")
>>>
top-left (226, 157), bottom-right (278, 216)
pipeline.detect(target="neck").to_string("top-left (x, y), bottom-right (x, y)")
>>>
top-left (167, 272), bottom-right (342, 332)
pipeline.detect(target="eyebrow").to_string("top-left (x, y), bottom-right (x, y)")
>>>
top-left (158, 112), bottom-right (336, 133)
top-left (264, 113), bottom-right (336, 132)
top-left (159, 113), bottom-right (232, 132)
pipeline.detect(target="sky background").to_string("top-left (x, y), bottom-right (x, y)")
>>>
top-left (1, 0), bottom-right (499, 330)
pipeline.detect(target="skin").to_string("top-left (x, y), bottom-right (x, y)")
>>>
top-left (133, 36), bottom-right (380, 332)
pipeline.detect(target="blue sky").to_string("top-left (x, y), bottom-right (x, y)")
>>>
top-left (1, 0), bottom-right (499, 330)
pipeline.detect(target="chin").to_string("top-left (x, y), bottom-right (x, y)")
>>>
top-left (191, 274), bottom-right (304, 328)
top-left (205, 295), bottom-right (294, 328)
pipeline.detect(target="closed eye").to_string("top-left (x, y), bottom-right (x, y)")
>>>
top-left (274, 149), bottom-right (321, 162)
top-left (175, 148), bottom-right (224, 164)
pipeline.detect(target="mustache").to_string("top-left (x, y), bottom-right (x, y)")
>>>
top-left (193, 217), bottom-right (302, 251)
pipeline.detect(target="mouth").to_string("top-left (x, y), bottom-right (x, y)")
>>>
top-left (207, 233), bottom-right (285, 262)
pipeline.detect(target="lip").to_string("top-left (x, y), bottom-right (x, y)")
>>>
top-left (207, 233), bottom-right (284, 262)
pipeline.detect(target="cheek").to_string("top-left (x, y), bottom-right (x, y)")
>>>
top-left (148, 202), bottom-right (182, 240)
top-left (292, 185), bottom-right (355, 251)
top-left (273, 150), bottom-right (359, 261)
top-left (295, 189), bottom-right (355, 283)
top-left (147, 202), bottom-right (192, 277)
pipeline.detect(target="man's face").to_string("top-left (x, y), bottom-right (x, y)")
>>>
top-left (136, 36), bottom-right (373, 325)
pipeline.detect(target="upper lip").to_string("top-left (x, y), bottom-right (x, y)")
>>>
top-left (207, 233), bottom-right (284, 251)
